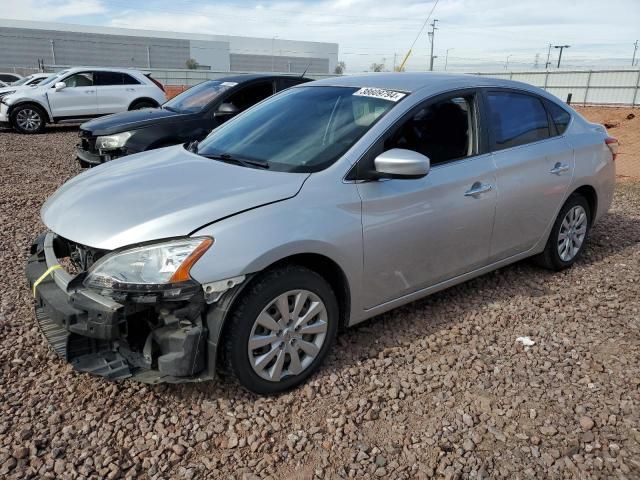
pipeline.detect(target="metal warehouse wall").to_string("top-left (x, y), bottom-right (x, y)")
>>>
top-left (230, 54), bottom-right (329, 74)
top-left (0, 27), bottom-right (191, 69)
top-left (0, 20), bottom-right (339, 74)
top-left (476, 69), bottom-right (640, 106)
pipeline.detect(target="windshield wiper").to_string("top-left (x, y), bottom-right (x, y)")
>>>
top-left (200, 153), bottom-right (269, 169)
top-left (163, 105), bottom-right (180, 113)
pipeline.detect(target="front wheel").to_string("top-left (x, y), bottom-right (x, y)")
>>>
top-left (222, 266), bottom-right (338, 394)
top-left (535, 193), bottom-right (591, 270)
top-left (129, 100), bottom-right (156, 110)
top-left (10, 104), bottom-right (46, 134)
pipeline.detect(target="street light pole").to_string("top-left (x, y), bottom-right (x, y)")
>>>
top-left (444, 48), bottom-right (453, 70)
top-left (545, 43), bottom-right (552, 69)
top-left (505, 54), bottom-right (513, 70)
top-left (554, 45), bottom-right (570, 68)
top-left (633, 40), bottom-right (639, 67)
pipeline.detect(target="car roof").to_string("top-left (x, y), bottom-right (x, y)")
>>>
top-left (207, 73), bottom-right (312, 83)
top-left (57, 67), bottom-right (147, 75)
top-left (308, 72), bottom-right (543, 96)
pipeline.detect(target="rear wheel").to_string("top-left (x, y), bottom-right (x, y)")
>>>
top-left (10, 104), bottom-right (46, 134)
top-left (129, 100), bottom-right (156, 110)
top-left (222, 266), bottom-right (338, 394)
top-left (535, 193), bottom-right (591, 270)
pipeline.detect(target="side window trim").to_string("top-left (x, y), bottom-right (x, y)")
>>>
top-left (347, 88), bottom-right (487, 181)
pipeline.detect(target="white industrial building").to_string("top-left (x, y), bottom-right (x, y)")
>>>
top-left (0, 19), bottom-right (339, 74)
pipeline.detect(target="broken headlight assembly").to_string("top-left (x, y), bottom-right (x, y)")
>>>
top-left (83, 237), bottom-right (213, 297)
top-left (95, 131), bottom-right (132, 151)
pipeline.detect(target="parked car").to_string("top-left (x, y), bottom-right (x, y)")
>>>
top-left (10, 73), bottom-right (52, 87)
top-left (0, 72), bottom-right (22, 84)
top-left (0, 67), bottom-right (166, 134)
top-left (76, 74), bottom-right (311, 167)
top-left (0, 73), bottom-right (54, 101)
top-left (26, 73), bottom-right (616, 394)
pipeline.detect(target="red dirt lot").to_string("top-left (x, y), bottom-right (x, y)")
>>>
top-left (575, 106), bottom-right (640, 180)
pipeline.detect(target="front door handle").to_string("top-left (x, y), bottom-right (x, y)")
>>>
top-left (464, 182), bottom-right (493, 197)
top-left (85, 90), bottom-right (95, 94)
top-left (126, 88), bottom-right (136, 92)
top-left (550, 163), bottom-right (570, 175)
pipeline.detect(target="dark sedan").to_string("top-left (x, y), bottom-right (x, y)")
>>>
top-left (76, 74), bottom-right (311, 167)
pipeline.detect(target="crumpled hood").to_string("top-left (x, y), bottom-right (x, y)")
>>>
top-left (42, 146), bottom-right (308, 250)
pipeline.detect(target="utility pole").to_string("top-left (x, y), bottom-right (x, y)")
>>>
top-left (633, 40), bottom-right (639, 67)
top-left (545, 43), bottom-right (552, 69)
top-left (554, 45), bottom-right (570, 68)
top-left (428, 19), bottom-right (438, 71)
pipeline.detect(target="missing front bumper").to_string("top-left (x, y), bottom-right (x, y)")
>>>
top-left (26, 232), bottom-right (214, 384)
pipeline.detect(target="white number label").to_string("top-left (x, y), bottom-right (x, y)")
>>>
top-left (220, 81), bottom-right (238, 87)
top-left (353, 87), bottom-right (406, 102)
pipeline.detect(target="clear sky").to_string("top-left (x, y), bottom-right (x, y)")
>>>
top-left (3, 0), bottom-right (639, 72)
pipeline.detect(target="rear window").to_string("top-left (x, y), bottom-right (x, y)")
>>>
top-left (487, 91), bottom-right (551, 150)
top-left (95, 72), bottom-right (141, 86)
top-left (546, 100), bottom-right (571, 135)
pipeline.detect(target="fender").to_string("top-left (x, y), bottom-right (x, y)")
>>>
top-left (8, 98), bottom-right (53, 122)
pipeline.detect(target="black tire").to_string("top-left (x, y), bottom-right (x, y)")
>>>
top-left (10, 103), bottom-right (47, 134)
top-left (535, 193), bottom-right (591, 271)
top-left (129, 100), bottom-right (156, 110)
top-left (222, 266), bottom-right (339, 395)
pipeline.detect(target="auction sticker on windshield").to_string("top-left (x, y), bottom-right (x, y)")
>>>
top-left (353, 87), bottom-right (406, 102)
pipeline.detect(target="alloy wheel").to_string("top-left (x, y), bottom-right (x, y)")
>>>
top-left (16, 108), bottom-right (42, 132)
top-left (248, 289), bottom-right (328, 382)
top-left (557, 205), bottom-right (588, 262)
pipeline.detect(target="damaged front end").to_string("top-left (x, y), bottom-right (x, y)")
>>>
top-left (25, 232), bottom-right (242, 384)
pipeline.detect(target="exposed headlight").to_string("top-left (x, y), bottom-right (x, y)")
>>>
top-left (84, 237), bottom-right (213, 290)
top-left (95, 131), bottom-right (132, 151)
top-left (0, 90), bottom-right (16, 99)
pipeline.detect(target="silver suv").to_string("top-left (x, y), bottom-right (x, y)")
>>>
top-left (26, 73), bottom-right (616, 394)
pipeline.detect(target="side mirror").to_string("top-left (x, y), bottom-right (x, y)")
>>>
top-left (373, 148), bottom-right (430, 179)
top-left (214, 102), bottom-right (240, 117)
top-left (54, 81), bottom-right (66, 91)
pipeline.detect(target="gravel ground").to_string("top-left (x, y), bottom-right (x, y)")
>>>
top-left (1, 124), bottom-right (639, 480)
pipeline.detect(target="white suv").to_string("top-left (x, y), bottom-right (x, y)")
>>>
top-left (0, 67), bottom-right (166, 134)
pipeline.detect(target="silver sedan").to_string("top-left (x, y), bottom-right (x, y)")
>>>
top-left (27, 73), bottom-right (616, 394)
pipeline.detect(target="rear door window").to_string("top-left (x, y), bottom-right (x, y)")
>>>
top-left (545, 100), bottom-right (571, 135)
top-left (95, 72), bottom-right (123, 86)
top-left (486, 91), bottom-right (551, 150)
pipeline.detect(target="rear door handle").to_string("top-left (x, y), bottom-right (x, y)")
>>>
top-left (464, 182), bottom-right (493, 197)
top-left (550, 163), bottom-right (570, 175)
top-left (85, 90), bottom-right (95, 94)
top-left (126, 88), bottom-right (136, 91)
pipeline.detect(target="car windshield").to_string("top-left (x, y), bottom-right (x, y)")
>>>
top-left (196, 86), bottom-right (402, 173)
top-left (12, 75), bottom-right (35, 86)
top-left (40, 71), bottom-right (68, 86)
top-left (163, 80), bottom-right (236, 113)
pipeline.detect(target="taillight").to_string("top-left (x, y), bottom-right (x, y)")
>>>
top-left (605, 137), bottom-right (618, 161)
top-left (145, 74), bottom-right (165, 93)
